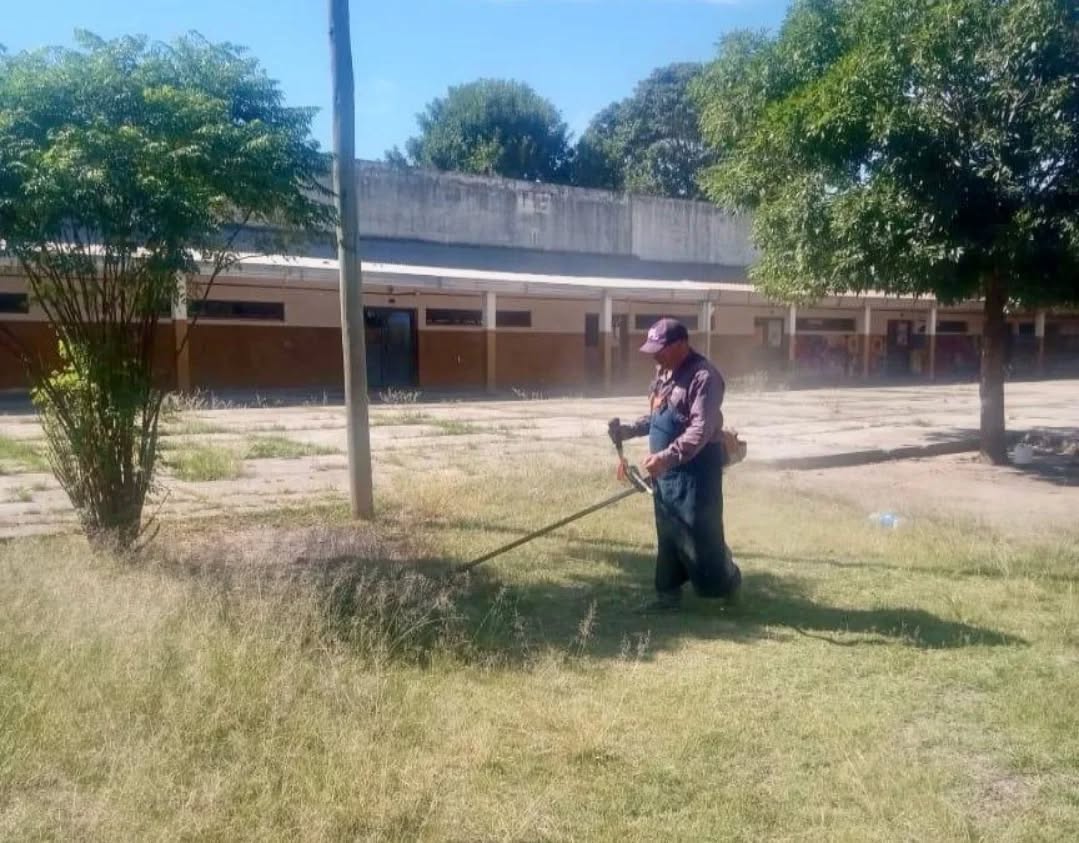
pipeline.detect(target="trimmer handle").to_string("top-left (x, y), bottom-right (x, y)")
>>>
top-left (607, 417), bottom-right (624, 455)
top-left (607, 417), bottom-right (652, 495)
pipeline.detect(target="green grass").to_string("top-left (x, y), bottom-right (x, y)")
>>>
top-left (162, 436), bottom-right (338, 478)
top-left (242, 436), bottom-right (339, 460)
top-left (1, 453), bottom-right (1077, 840)
top-left (370, 413), bottom-right (482, 434)
top-left (163, 420), bottom-right (231, 437)
top-left (431, 419), bottom-right (483, 436)
top-left (0, 434), bottom-right (49, 474)
top-left (372, 411), bottom-right (432, 426)
top-left (165, 445), bottom-right (243, 482)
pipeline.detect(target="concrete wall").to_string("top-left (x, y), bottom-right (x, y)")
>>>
top-left (354, 162), bottom-right (756, 268)
top-left (357, 163), bottom-right (632, 257)
top-left (630, 197), bottom-right (757, 266)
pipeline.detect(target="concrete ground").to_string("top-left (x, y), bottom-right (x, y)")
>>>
top-left (1, 380), bottom-right (1076, 540)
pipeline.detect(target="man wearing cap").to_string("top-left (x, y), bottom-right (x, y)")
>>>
top-left (611, 317), bottom-right (741, 611)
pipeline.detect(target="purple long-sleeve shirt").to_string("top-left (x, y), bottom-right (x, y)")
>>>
top-left (625, 351), bottom-right (726, 470)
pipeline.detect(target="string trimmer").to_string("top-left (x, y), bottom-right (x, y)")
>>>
top-left (454, 418), bottom-right (651, 574)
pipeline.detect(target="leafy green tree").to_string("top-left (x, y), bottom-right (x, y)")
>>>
top-left (695, 0), bottom-right (1079, 463)
top-left (0, 31), bottom-right (331, 547)
top-left (575, 63), bottom-right (715, 199)
top-left (390, 79), bottom-right (572, 182)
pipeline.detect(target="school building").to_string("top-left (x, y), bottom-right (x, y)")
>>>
top-left (1, 161), bottom-right (1076, 394)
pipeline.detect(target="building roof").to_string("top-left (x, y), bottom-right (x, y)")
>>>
top-left (221, 253), bottom-right (942, 305)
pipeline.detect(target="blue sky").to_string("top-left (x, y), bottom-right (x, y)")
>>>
top-left (3, 0), bottom-right (790, 160)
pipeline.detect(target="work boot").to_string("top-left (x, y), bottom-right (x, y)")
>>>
top-left (723, 560), bottom-right (743, 606)
top-left (636, 590), bottom-right (682, 614)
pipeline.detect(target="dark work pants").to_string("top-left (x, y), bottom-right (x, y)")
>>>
top-left (649, 408), bottom-right (740, 598)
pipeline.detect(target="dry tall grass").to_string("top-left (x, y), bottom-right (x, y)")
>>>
top-left (2, 459), bottom-right (1078, 841)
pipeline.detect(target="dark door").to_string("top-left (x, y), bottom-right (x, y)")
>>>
top-left (364, 307), bottom-right (417, 389)
top-left (613, 314), bottom-right (630, 383)
top-left (886, 320), bottom-right (913, 376)
top-left (584, 313), bottom-right (601, 385)
top-left (754, 317), bottom-right (787, 370)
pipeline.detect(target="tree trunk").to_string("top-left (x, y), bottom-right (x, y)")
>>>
top-left (980, 273), bottom-right (1008, 464)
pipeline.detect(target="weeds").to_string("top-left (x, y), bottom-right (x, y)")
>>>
top-left (0, 434), bottom-right (49, 474)
top-left (432, 419), bottom-right (483, 436)
top-left (165, 445), bottom-right (243, 482)
top-left (162, 389), bottom-right (234, 413)
top-left (163, 419), bottom-right (230, 436)
top-left (511, 387), bottom-right (549, 401)
top-left (322, 567), bottom-right (470, 664)
top-left (242, 436), bottom-right (339, 460)
top-left (372, 411), bottom-right (432, 426)
top-left (378, 387), bottom-right (423, 405)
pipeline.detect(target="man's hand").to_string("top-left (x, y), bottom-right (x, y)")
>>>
top-left (607, 418), bottom-right (623, 448)
top-left (643, 453), bottom-right (674, 478)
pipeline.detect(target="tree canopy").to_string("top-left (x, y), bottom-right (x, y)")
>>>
top-left (0, 30), bottom-right (331, 545)
top-left (575, 63), bottom-right (715, 200)
top-left (391, 79), bottom-right (572, 182)
top-left (694, 0), bottom-right (1079, 461)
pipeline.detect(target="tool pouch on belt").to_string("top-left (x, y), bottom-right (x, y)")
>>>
top-left (721, 429), bottom-right (748, 467)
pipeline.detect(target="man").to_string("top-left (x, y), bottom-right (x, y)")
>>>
top-left (611, 317), bottom-right (741, 611)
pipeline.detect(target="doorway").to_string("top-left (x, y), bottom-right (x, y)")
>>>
top-left (885, 319), bottom-right (913, 376)
top-left (584, 313), bottom-right (630, 386)
top-left (364, 307), bottom-right (417, 389)
top-left (612, 314), bottom-right (630, 382)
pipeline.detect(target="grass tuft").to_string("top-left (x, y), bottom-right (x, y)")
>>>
top-left (0, 434), bottom-right (49, 474)
top-left (431, 419), bottom-right (483, 436)
top-left (165, 445), bottom-right (243, 482)
top-left (372, 411), bottom-right (432, 426)
top-left (242, 436), bottom-right (339, 460)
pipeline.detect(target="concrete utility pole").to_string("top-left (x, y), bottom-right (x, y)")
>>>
top-left (330, 0), bottom-right (374, 518)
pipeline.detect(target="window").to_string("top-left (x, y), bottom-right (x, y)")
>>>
top-left (633, 314), bottom-right (699, 331)
top-left (796, 317), bottom-right (856, 333)
top-left (937, 320), bottom-right (968, 334)
top-left (1017, 322), bottom-right (1036, 337)
top-left (189, 299), bottom-right (284, 321)
top-left (496, 310), bottom-right (531, 328)
top-left (426, 308), bottom-right (482, 327)
top-left (425, 308), bottom-right (532, 327)
top-left (0, 293), bottom-right (29, 314)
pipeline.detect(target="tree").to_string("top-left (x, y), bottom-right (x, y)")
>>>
top-left (391, 79), bottom-right (572, 182)
top-left (574, 63), bottom-right (716, 200)
top-left (694, 0), bottom-right (1079, 463)
top-left (0, 31), bottom-right (332, 548)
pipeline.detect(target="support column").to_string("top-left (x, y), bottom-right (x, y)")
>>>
top-left (600, 292), bottom-right (613, 393)
top-left (787, 304), bottom-right (798, 370)
top-left (483, 291), bottom-right (496, 394)
top-left (173, 275), bottom-right (191, 392)
top-left (1035, 309), bottom-right (1047, 375)
top-left (862, 301), bottom-right (872, 379)
top-left (928, 304), bottom-right (938, 381)
top-left (699, 300), bottom-right (714, 361)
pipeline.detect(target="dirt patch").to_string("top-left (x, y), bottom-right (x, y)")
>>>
top-left (752, 453), bottom-right (1079, 539)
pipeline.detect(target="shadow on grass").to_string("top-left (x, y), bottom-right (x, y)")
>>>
top-left (148, 515), bottom-right (1027, 670)
top-left (307, 549), bottom-right (1027, 665)
top-left (461, 546), bottom-right (1028, 659)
